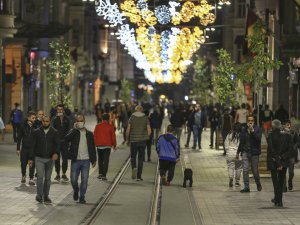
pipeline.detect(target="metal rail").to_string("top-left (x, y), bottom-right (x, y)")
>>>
top-left (81, 156), bottom-right (131, 225)
top-left (147, 161), bottom-right (162, 225)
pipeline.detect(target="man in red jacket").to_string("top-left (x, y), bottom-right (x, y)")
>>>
top-left (94, 113), bottom-right (116, 180)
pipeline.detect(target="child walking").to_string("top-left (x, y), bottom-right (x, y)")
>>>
top-left (225, 123), bottom-right (242, 187)
top-left (156, 125), bottom-right (180, 186)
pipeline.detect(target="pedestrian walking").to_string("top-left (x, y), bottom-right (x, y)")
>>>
top-left (262, 105), bottom-right (273, 136)
top-left (65, 114), bottom-right (97, 204)
top-left (225, 123), bottom-right (242, 187)
top-left (17, 111), bottom-right (37, 185)
top-left (94, 113), bottom-right (116, 181)
top-left (52, 104), bottom-right (71, 182)
top-left (209, 107), bottom-right (221, 149)
top-left (190, 104), bottom-right (207, 150)
top-left (221, 108), bottom-right (233, 155)
top-left (267, 119), bottom-right (293, 207)
top-left (156, 125), bottom-right (180, 186)
top-left (238, 115), bottom-right (262, 193)
top-left (184, 105), bottom-right (194, 148)
top-left (234, 103), bottom-right (248, 126)
top-left (10, 103), bottom-right (23, 142)
top-left (126, 105), bottom-right (151, 181)
top-left (29, 116), bottom-right (60, 203)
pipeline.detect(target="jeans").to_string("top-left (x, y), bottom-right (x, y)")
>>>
top-left (242, 153), bottom-right (261, 189)
top-left (210, 127), bottom-right (217, 146)
top-left (35, 157), bottom-right (54, 198)
top-left (130, 141), bottom-right (146, 178)
top-left (192, 125), bottom-right (203, 148)
top-left (271, 168), bottom-right (287, 204)
top-left (159, 159), bottom-right (176, 182)
top-left (20, 150), bottom-right (35, 179)
top-left (97, 148), bottom-right (111, 177)
top-left (55, 140), bottom-right (68, 175)
top-left (71, 160), bottom-right (90, 199)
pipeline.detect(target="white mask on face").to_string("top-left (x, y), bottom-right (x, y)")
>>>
top-left (77, 122), bottom-right (84, 129)
top-left (57, 112), bottom-right (63, 116)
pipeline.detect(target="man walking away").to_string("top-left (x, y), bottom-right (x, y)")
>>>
top-left (156, 125), bottom-right (180, 186)
top-left (65, 115), bottom-right (97, 204)
top-left (29, 116), bottom-right (60, 204)
top-left (94, 113), bottom-right (116, 181)
top-left (17, 111), bottom-right (36, 185)
top-left (52, 104), bottom-right (71, 182)
top-left (126, 105), bottom-right (151, 181)
top-left (10, 103), bottom-right (23, 142)
top-left (238, 115), bottom-right (262, 193)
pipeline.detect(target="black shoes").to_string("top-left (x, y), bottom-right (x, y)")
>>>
top-left (79, 197), bottom-right (86, 204)
top-left (44, 196), bottom-right (52, 204)
top-left (36, 195), bottom-right (43, 203)
top-left (240, 188), bottom-right (250, 193)
top-left (136, 177), bottom-right (143, 181)
top-left (61, 174), bottom-right (69, 182)
top-left (54, 175), bottom-right (60, 181)
top-left (257, 184), bottom-right (262, 192)
top-left (288, 181), bottom-right (293, 191)
top-left (73, 192), bottom-right (79, 201)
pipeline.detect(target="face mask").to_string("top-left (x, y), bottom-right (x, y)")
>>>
top-left (37, 117), bottom-right (42, 121)
top-left (57, 112), bottom-right (63, 116)
top-left (43, 125), bottom-right (50, 129)
top-left (28, 121), bottom-right (33, 126)
top-left (77, 122), bottom-right (84, 129)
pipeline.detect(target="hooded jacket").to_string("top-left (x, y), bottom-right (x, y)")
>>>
top-left (156, 133), bottom-right (180, 162)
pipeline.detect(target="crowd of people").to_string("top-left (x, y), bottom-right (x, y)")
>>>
top-left (4, 99), bottom-right (300, 208)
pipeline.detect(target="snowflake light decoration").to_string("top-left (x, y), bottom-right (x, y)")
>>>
top-left (154, 5), bottom-right (171, 25)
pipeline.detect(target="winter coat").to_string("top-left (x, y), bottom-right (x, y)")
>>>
top-left (30, 127), bottom-right (60, 159)
top-left (156, 133), bottom-right (180, 162)
top-left (238, 125), bottom-right (262, 155)
top-left (65, 128), bottom-right (97, 164)
top-left (267, 129), bottom-right (293, 170)
top-left (17, 121), bottom-right (35, 151)
top-left (52, 116), bottom-right (70, 140)
top-left (94, 121), bottom-right (116, 148)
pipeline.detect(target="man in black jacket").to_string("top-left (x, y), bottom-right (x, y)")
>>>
top-left (52, 104), bottom-right (71, 182)
top-left (29, 116), bottom-right (60, 203)
top-left (65, 114), bottom-right (97, 204)
top-left (17, 111), bottom-right (36, 185)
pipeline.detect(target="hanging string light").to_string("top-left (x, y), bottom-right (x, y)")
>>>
top-left (95, 0), bottom-right (230, 84)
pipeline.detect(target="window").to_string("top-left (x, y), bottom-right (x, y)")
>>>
top-left (237, 0), bottom-right (246, 18)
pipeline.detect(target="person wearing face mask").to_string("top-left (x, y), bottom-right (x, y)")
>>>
top-left (65, 115), bottom-right (97, 204)
top-left (34, 110), bottom-right (44, 129)
top-left (17, 111), bottom-right (37, 185)
top-left (29, 116), bottom-right (60, 203)
top-left (237, 115), bottom-right (262, 193)
top-left (52, 104), bottom-right (71, 182)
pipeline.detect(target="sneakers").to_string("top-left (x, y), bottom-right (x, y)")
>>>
top-left (240, 188), bottom-right (250, 193)
top-left (73, 192), bottom-right (79, 201)
top-left (29, 179), bottom-right (35, 185)
top-left (36, 195), bottom-right (43, 203)
top-left (235, 182), bottom-right (240, 187)
top-left (21, 176), bottom-right (26, 184)
top-left (79, 197), bottom-right (86, 204)
top-left (44, 196), bottom-right (52, 204)
top-left (136, 178), bottom-right (143, 181)
top-left (229, 179), bottom-right (233, 187)
top-left (61, 174), bottom-right (69, 182)
top-left (257, 184), bottom-right (262, 192)
top-left (97, 174), bottom-right (103, 179)
top-left (54, 175), bottom-right (60, 181)
top-left (132, 168), bottom-right (137, 179)
top-left (101, 177), bottom-right (107, 181)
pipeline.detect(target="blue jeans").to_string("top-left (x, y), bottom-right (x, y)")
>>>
top-left (193, 125), bottom-right (203, 148)
top-left (35, 157), bottom-right (54, 198)
top-left (71, 160), bottom-right (90, 199)
top-left (130, 141), bottom-right (146, 178)
top-left (242, 153), bottom-right (261, 189)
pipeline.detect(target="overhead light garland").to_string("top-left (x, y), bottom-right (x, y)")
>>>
top-left (95, 0), bottom-right (230, 84)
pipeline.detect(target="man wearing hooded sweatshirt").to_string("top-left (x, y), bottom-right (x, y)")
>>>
top-left (156, 125), bottom-right (180, 186)
top-left (126, 105), bottom-right (151, 181)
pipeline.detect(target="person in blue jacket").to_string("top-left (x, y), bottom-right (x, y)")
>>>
top-left (156, 125), bottom-right (180, 186)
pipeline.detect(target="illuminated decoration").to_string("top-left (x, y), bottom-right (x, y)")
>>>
top-left (154, 5), bottom-right (171, 25)
top-left (95, 0), bottom-right (230, 84)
